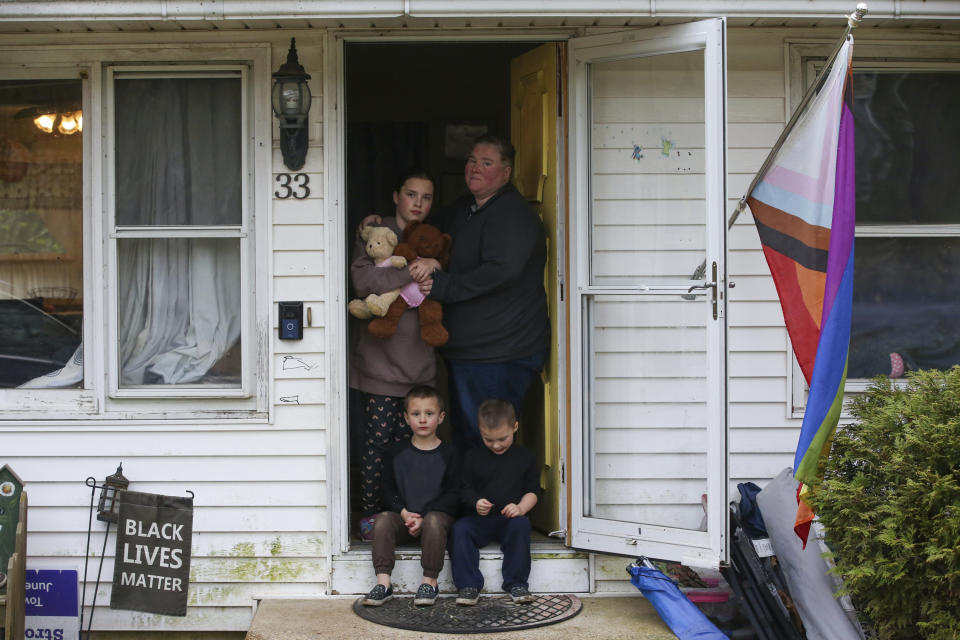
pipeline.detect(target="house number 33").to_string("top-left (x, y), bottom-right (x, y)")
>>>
top-left (274, 173), bottom-right (310, 199)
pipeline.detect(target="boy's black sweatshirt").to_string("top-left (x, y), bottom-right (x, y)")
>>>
top-left (460, 444), bottom-right (542, 515)
top-left (382, 440), bottom-right (461, 515)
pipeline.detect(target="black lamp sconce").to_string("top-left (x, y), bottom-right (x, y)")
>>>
top-left (272, 38), bottom-right (312, 171)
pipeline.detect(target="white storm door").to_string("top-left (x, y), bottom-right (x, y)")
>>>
top-left (569, 19), bottom-right (728, 568)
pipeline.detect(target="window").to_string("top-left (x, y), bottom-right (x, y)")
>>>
top-left (788, 41), bottom-right (960, 412)
top-left (848, 71), bottom-right (960, 383)
top-left (1, 45), bottom-right (270, 418)
top-left (0, 79), bottom-right (84, 390)
top-left (108, 70), bottom-right (248, 397)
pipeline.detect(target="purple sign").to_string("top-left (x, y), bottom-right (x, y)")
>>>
top-left (25, 569), bottom-right (79, 640)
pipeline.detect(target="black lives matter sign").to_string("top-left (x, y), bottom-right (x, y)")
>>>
top-left (110, 491), bottom-right (193, 616)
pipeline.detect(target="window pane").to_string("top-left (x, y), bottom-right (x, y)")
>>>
top-left (117, 238), bottom-right (241, 388)
top-left (115, 77), bottom-right (242, 226)
top-left (584, 295), bottom-right (708, 529)
top-left (0, 79), bottom-right (83, 388)
top-left (850, 237), bottom-right (960, 378)
top-left (589, 50), bottom-right (706, 285)
top-left (854, 72), bottom-right (960, 224)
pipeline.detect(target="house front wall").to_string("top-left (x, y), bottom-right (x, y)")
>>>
top-left (1, 13), bottom-right (957, 632)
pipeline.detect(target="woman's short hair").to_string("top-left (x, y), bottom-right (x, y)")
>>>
top-left (472, 135), bottom-right (516, 170)
top-left (394, 167), bottom-right (435, 193)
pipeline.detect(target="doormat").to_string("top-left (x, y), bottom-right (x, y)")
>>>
top-left (353, 593), bottom-right (582, 633)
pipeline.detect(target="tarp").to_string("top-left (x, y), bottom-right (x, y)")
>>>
top-left (755, 468), bottom-right (864, 640)
top-left (628, 562), bottom-right (728, 640)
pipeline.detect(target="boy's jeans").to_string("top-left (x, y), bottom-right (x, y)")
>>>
top-left (450, 514), bottom-right (531, 591)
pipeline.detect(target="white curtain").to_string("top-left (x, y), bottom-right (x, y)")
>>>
top-left (19, 343), bottom-right (83, 389)
top-left (118, 238), bottom-right (240, 385)
top-left (21, 239), bottom-right (241, 388)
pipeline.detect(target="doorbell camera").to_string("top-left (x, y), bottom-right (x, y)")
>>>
top-left (278, 301), bottom-right (303, 340)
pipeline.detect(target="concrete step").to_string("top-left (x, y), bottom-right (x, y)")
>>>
top-left (246, 596), bottom-right (677, 640)
top-left (331, 539), bottom-right (590, 596)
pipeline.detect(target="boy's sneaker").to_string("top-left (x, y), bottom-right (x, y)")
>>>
top-left (413, 583), bottom-right (439, 606)
top-left (456, 586), bottom-right (480, 606)
top-left (358, 515), bottom-right (377, 542)
top-left (509, 585), bottom-right (534, 604)
top-left (361, 583), bottom-right (393, 606)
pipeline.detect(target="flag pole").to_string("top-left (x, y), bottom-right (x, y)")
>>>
top-left (726, 2), bottom-right (868, 231)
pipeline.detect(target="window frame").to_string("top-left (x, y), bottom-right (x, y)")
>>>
top-left (786, 38), bottom-right (960, 417)
top-left (0, 65), bottom-right (97, 415)
top-left (0, 44), bottom-right (272, 421)
top-left (105, 65), bottom-right (252, 400)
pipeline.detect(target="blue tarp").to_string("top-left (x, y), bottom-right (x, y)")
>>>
top-left (628, 562), bottom-right (728, 640)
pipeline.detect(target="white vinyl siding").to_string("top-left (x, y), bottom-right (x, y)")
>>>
top-left (723, 30), bottom-right (804, 489)
top-left (18, 428), bottom-right (327, 630)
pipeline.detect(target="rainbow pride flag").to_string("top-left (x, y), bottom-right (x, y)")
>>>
top-left (747, 38), bottom-right (855, 546)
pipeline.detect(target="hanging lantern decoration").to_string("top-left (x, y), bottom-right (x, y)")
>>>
top-left (96, 463), bottom-right (130, 523)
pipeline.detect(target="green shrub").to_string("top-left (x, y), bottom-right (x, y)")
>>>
top-left (811, 368), bottom-right (960, 640)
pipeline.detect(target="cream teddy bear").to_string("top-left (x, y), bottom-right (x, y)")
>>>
top-left (348, 225), bottom-right (408, 319)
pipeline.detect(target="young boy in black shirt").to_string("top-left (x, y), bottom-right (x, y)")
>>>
top-left (451, 398), bottom-right (542, 605)
top-left (361, 385), bottom-right (460, 607)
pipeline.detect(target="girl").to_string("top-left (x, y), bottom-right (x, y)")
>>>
top-left (349, 168), bottom-right (438, 541)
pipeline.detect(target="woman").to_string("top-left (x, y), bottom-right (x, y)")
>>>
top-left (413, 136), bottom-right (549, 450)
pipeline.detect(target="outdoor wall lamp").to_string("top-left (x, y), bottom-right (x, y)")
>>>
top-left (271, 38), bottom-right (311, 171)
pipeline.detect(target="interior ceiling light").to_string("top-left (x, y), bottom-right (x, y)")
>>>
top-left (33, 112), bottom-right (56, 134)
top-left (15, 106), bottom-right (83, 135)
top-left (57, 111), bottom-right (81, 135)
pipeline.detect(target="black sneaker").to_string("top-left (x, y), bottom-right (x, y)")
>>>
top-left (413, 582), bottom-right (439, 606)
top-left (509, 585), bottom-right (534, 604)
top-left (361, 583), bottom-right (393, 606)
top-left (456, 586), bottom-right (480, 606)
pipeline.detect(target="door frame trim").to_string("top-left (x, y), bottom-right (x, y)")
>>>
top-left (323, 27), bottom-right (577, 562)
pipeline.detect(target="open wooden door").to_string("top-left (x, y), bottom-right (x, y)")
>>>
top-left (568, 19), bottom-right (729, 568)
top-left (510, 43), bottom-right (563, 535)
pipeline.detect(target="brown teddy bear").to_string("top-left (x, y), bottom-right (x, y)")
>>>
top-left (367, 221), bottom-right (451, 347)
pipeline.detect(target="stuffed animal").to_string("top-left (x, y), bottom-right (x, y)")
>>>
top-left (347, 225), bottom-right (408, 320)
top-left (368, 221), bottom-right (451, 347)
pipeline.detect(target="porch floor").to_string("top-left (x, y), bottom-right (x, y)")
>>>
top-left (245, 595), bottom-right (676, 640)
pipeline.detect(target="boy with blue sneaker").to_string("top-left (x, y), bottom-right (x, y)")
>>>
top-left (451, 398), bottom-right (542, 605)
top-left (361, 385), bottom-right (461, 607)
